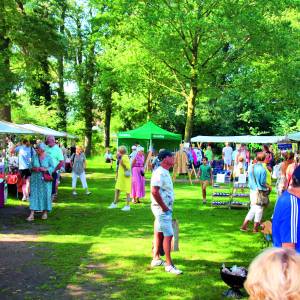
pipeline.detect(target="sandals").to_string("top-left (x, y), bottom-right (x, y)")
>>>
top-left (41, 214), bottom-right (48, 220)
top-left (26, 215), bottom-right (34, 222)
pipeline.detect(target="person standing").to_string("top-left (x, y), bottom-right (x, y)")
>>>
top-left (131, 146), bottom-right (145, 203)
top-left (16, 139), bottom-right (34, 201)
top-left (70, 146), bottom-right (91, 196)
top-left (222, 142), bottom-right (233, 170)
top-left (272, 166), bottom-right (300, 252)
top-left (26, 143), bottom-right (54, 221)
top-left (45, 135), bottom-right (64, 201)
top-left (108, 146), bottom-right (131, 211)
top-left (240, 152), bottom-right (268, 233)
top-left (204, 144), bottom-right (213, 165)
top-left (151, 150), bottom-right (182, 275)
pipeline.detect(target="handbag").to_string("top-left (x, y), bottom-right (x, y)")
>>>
top-left (253, 165), bottom-right (270, 207)
top-left (140, 170), bottom-right (145, 177)
top-left (38, 157), bottom-right (53, 182)
top-left (124, 169), bottom-right (131, 177)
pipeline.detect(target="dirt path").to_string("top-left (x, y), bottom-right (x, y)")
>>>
top-left (0, 206), bottom-right (113, 300)
top-left (0, 206), bottom-right (67, 299)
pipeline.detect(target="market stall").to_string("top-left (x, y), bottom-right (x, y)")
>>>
top-left (117, 121), bottom-right (182, 152)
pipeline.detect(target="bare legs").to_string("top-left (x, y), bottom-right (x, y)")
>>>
top-left (153, 231), bottom-right (173, 266)
top-left (114, 190), bottom-right (130, 207)
top-left (22, 177), bottom-right (30, 200)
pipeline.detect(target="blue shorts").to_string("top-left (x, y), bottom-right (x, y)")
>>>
top-left (154, 211), bottom-right (173, 237)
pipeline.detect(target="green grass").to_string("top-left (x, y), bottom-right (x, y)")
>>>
top-left (3, 157), bottom-right (276, 299)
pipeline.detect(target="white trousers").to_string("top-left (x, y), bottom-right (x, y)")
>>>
top-left (72, 172), bottom-right (88, 189)
top-left (245, 204), bottom-right (264, 223)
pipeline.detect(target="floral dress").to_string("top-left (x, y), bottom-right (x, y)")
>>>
top-left (29, 154), bottom-right (54, 211)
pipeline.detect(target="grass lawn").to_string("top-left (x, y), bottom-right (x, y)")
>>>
top-left (3, 157), bottom-right (276, 300)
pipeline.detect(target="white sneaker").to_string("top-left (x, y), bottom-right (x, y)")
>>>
top-left (121, 205), bottom-right (130, 211)
top-left (151, 259), bottom-right (166, 267)
top-left (72, 191), bottom-right (77, 196)
top-left (86, 191), bottom-right (91, 195)
top-left (165, 265), bottom-right (183, 275)
top-left (108, 202), bottom-right (117, 209)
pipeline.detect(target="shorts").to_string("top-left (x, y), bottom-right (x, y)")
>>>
top-left (224, 158), bottom-right (232, 166)
top-left (200, 180), bottom-right (209, 188)
top-left (20, 169), bottom-right (31, 179)
top-left (153, 211), bottom-right (173, 237)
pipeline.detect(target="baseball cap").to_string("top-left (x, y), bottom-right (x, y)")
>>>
top-left (158, 150), bottom-right (173, 161)
top-left (131, 145), bottom-right (137, 150)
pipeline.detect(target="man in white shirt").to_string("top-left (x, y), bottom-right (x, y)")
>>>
top-left (150, 150), bottom-right (182, 275)
top-left (222, 142), bottom-right (233, 170)
top-left (129, 145), bottom-right (137, 163)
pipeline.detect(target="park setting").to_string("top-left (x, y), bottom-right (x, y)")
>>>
top-left (1, 0), bottom-right (300, 299)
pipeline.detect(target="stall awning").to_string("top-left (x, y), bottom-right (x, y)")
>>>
top-left (288, 132), bottom-right (300, 142)
top-left (117, 121), bottom-right (181, 141)
top-left (0, 120), bottom-right (36, 134)
top-left (191, 135), bottom-right (288, 144)
top-left (18, 124), bottom-right (76, 139)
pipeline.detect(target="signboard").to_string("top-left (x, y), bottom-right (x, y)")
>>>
top-left (278, 143), bottom-right (292, 150)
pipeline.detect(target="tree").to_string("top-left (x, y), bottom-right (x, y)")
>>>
top-left (95, 0), bottom-right (299, 140)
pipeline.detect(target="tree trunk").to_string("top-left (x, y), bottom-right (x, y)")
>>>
top-left (0, 105), bottom-right (11, 121)
top-left (57, 3), bottom-right (67, 132)
top-left (147, 89), bottom-right (152, 120)
top-left (84, 113), bottom-right (93, 156)
top-left (184, 86), bottom-right (197, 142)
top-left (104, 98), bottom-right (112, 148)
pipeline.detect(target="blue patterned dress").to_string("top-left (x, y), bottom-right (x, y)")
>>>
top-left (29, 154), bottom-right (54, 211)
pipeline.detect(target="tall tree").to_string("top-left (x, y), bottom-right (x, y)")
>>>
top-left (96, 0), bottom-right (299, 140)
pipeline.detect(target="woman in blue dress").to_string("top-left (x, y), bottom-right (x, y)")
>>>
top-left (27, 143), bottom-right (54, 221)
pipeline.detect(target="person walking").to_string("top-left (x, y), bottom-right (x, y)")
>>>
top-left (26, 143), bottom-right (54, 221)
top-left (108, 146), bottom-right (131, 211)
top-left (150, 150), bottom-right (182, 275)
top-left (70, 146), bottom-right (91, 196)
top-left (131, 146), bottom-right (145, 203)
top-left (240, 152), bottom-right (269, 233)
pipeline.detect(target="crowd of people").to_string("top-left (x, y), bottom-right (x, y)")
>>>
top-left (0, 136), bottom-right (91, 221)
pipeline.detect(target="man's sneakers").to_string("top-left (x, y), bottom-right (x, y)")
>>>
top-left (72, 191), bottom-right (77, 196)
top-left (151, 259), bottom-right (166, 267)
top-left (121, 205), bottom-right (130, 212)
top-left (85, 191), bottom-right (91, 195)
top-left (165, 264), bottom-right (183, 275)
top-left (108, 202), bottom-right (118, 209)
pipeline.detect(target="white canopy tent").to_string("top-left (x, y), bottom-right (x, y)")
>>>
top-left (0, 120), bottom-right (36, 135)
top-left (288, 132), bottom-right (300, 142)
top-left (191, 135), bottom-right (288, 144)
top-left (18, 124), bottom-right (76, 139)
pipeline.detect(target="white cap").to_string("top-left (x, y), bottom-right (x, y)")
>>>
top-left (131, 145), bottom-right (137, 150)
top-left (137, 146), bottom-right (144, 152)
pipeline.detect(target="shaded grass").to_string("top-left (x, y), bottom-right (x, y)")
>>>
top-left (3, 156), bottom-right (277, 299)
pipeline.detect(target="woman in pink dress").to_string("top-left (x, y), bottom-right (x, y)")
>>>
top-left (131, 146), bottom-right (145, 203)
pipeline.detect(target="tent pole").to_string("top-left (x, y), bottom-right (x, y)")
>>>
top-left (149, 138), bottom-right (152, 152)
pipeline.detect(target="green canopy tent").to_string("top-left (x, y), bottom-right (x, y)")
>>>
top-left (117, 121), bottom-right (182, 152)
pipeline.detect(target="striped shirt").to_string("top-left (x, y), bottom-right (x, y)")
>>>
top-left (272, 191), bottom-right (300, 252)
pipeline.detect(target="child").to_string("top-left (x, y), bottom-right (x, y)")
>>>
top-left (233, 156), bottom-right (246, 193)
top-left (199, 157), bottom-right (212, 204)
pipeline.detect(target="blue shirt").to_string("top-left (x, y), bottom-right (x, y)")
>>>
top-left (15, 145), bottom-right (33, 170)
top-left (248, 163), bottom-right (267, 191)
top-left (272, 191), bottom-right (300, 253)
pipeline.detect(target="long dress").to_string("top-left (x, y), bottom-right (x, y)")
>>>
top-left (131, 153), bottom-right (145, 198)
top-left (115, 155), bottom-right (131, 193)
top-left (29, 154), bottom-right (54, 211)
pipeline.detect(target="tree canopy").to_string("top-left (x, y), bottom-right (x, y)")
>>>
top-left (1, 0), bottom-right (299, 150)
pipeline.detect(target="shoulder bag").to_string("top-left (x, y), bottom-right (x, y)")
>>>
top-left (38, 156), bottom-right (53, 182)
top-left (252, 165), bottom-right (270, 207)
